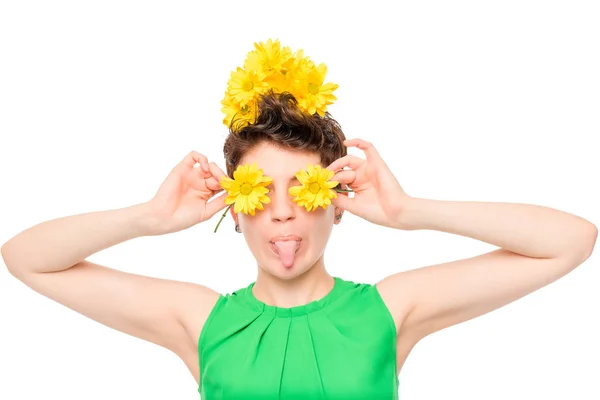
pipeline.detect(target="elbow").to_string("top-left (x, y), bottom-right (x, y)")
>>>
top-left (1, 242), bottom-right (16, 275)
top-left (1, 244), bottom-right (14, 276)
top-left (2, 248), bottom-right (29, 281)
top-left (1, 241), bottom-right (22, 278)
top-left (575, 222), bottom-right (598, 264)
top-left (586, 222), bottom-right (598, 256)
top-left (1, 241), bottom-right (9, 265)
top-left (558, 222), bottom-right (598, 266)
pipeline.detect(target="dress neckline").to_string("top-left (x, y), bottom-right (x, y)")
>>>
top-left (244, 276), bottom-right (343, 318)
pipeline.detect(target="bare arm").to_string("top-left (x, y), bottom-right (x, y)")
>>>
top-left (1, 202), bottom-right (218, 356)
top-left (378, 197), bottom-right (597, 341)
top-left (326, 139), bottom-right (597, 348)
top-left (2, 202), bottom-right (157, 275)
top-left (2, 151), bottom-right (229, 357)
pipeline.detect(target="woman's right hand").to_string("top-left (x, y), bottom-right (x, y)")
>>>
top-left (144, 151), bottom-right (229, 235)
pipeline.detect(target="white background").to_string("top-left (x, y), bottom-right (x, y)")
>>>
top-left (1, 1), bottom-right (599, 399)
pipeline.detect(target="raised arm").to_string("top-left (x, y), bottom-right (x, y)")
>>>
top-left (1, 202), bottom-right (216, 356)
top-left (377, 197), bottom-right (598, 343)
top-left (2, 151), bottom-right (230, 357)
top-left (325, 138), bottom-right (597, 345)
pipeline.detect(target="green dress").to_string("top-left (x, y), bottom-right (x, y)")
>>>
top-left (197, 276), bottom-right (399, 399)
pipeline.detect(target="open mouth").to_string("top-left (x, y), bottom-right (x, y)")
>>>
top-left (269, 240), bottom-right (302, 255)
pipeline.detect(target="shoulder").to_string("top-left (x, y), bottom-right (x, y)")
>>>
top-left (175, 283), bottom-right (223, 355)
top-left (374, 274), bottom-right (415, 337)
top-left (335, 277), bottom-right (399, 322)
top-left (178, 281), bottom-right (255, 352)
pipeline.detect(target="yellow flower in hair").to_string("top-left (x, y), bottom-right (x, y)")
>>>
top-left (226, 67), bottom-right (269, 105)
top-left (244, 38), bottom-right (293, 78)
top-left (221, 39), bottom-right (339, 126)
top-left (289, 164), bottom-right (339, 212)
top-left (296, 63), bottom-right (339, 117)
top-left (221, 93), bottom-right (257, 127)
top-left (280, 49), bottom-right (311, 92)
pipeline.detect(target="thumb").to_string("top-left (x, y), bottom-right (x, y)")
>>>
top-left (331, 192), bottom-right (355, 215)
top-left (205, 191), bottom-right (229, 220)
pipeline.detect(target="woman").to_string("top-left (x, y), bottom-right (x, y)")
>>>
top-left (2, 41), bottom-right (597, 399)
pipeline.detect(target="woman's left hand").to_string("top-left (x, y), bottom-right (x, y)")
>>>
top-left (327, 138), bottom-right (413, 230)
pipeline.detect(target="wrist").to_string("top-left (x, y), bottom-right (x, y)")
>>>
top-left (395, 196), bottom-right (428, 231)
top-left (131, 202), bottom-right (166, 237)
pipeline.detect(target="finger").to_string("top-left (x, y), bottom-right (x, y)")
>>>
top-left (327, 154), bottom-right (366, 173)
top-left (331, 169), bottom-right (356, 186)
top-left (343, 138), bottom-right (382, 162)
top-left (331, 191), bottom-right (355, 214)
top-left (209, 162), bottom-right (227, 180)
top-left (205, 162), bottom-right (227, 192)
top-left (180, 150), bottom-right (210, 172)
top-left (205, 191), bottom-right (229, 219)
top-left (205, 176), bottom-right (222, 192)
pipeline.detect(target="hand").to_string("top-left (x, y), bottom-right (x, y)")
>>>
top-left (145, 151), bottom-right (229, 235)
top-left (327, 138), bottom-right (412, 229)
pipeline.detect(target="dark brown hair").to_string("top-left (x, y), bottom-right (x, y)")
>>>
top-left (223, 90), bottom-right (347, 189)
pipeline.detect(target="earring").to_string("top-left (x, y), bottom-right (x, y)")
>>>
top-left (335, 213), bottom-right (343, 221)
top-left (235, 224), bottom-right (242, 233)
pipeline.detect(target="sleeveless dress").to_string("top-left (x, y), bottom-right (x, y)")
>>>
top-left (197, 276), bottom-right (399, 399)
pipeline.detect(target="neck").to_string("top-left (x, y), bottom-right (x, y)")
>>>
top-left (252, 256), bottom-right (334, 308)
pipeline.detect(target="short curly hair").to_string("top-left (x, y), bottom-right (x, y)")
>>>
top-left (222, 90), bottom-right (347, 189)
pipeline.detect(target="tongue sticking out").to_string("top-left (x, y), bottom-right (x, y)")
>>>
top-left (273, 241), bottom-right (299, 268)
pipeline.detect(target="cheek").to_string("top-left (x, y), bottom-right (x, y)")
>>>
top-left (239, 214), bottom-right (270, 243)
top-left (305, 210), bottom-right (335, 236)
top-left (239, 212), bottom-right (266, 228)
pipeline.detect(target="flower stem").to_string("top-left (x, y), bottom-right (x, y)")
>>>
top-left (214, 204), bottom-right (233, 233)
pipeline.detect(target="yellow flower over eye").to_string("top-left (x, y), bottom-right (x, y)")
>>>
top-left (289, 164), bottom-right (339, 212)
top-left (220, 162), bottom-right (273, 216)
top-left (214, 162), bottom-right (272, 233)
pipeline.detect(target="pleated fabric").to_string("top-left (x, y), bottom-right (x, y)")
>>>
top-left (198, 276), bottom-right (399, 399)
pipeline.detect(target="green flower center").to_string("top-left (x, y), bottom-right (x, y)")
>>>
top-left (243, 81), bottom-right (254, 91)
top-left (240, 104), bottom-right (250, 114)
top-left (240, 182), bottom-right (253, 195)
top-left (309, 182), bottom-right (321, 194)
top-left (308, 83), bottom-right (319, 94)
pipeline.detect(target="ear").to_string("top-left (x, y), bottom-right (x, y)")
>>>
top-left (229, 205), bottom-right (238, 225)
top-left (333, 190), bottom-right (348, 224)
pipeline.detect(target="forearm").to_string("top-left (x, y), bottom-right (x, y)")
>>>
top-left (1, 202), bottom-right (158, 275)
top-left (397, 197), bottom-right (598, 259)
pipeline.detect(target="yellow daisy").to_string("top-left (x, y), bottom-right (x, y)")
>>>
top-left (214, 162), bottom-right (273, 233)
top-left (279, 49), bottom-right (312, 94)
top-left (243, 38), bottom-right (293, 78)
top-left (220, 38), bottom-right (339, 126)
top-left (221, 162), bottom-right (273, 216)
top-left (296, 63), bottom-right (339, 117)
top-left (226, 67), bottom-right (268, 105)
top-left (220, 92), bottom-right (257, 128)
top-left (289, 164), bottom-right (339, 212)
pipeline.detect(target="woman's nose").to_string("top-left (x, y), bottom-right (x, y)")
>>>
top-left (269, 189), bottom-right (296, 222)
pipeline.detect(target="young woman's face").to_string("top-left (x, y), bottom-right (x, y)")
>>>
top-left (230, 142), bottom-right (343, 277)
